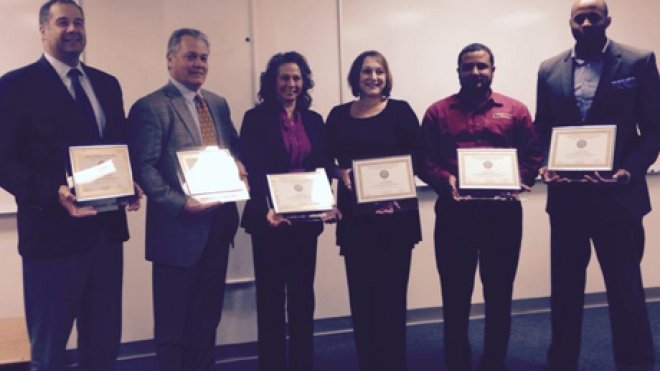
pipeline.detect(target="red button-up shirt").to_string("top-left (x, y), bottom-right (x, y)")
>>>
top-left (421, 91), bottom-right (543, 194)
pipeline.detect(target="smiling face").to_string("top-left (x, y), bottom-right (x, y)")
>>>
top-left (570, 0), bottom-right (610, 46)
top-left (40, 2), bottom-right (85, 66)
top-left (458, 50), bottom-right (495, 96)
top-left (358, 56), bottom-right (387, 98)
top-left (276, 62), bottom-right (303, 105)
top-left (167, 35), bottom-right (209, 91)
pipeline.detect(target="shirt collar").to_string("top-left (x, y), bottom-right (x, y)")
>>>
top-left (43, 52), bottom-right (85, 80)
top-left (571, 39), bottom-right (610, 64)
top-left (169, 78), bottom-right (201, 104)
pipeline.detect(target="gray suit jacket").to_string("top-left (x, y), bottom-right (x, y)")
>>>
top-left (535, 40), bottom-right (660, 218)
top-left (128, 82), bottom-right (239, 266)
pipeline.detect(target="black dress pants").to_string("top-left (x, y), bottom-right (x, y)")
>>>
top-left (152, 223), bottom-right (231, 371)
top-left (343, 237), bottom-right (413, 371)
top-left (434, 200), bottom-right (522, 371)
top-left (23, 232), bottom-right (123, 371)
top-left (252, 226), bottom-right (319, 371)
top-left (547, 204), bottom-right (654, 371)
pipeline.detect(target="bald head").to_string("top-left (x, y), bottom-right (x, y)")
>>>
top-left (569, 0), bottom-right (610, 53)
top-left (571, 0), bottom-right (608, 17)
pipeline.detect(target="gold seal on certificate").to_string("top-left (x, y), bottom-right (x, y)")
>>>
top-left (548, 125), bottom-right (616, 171)
top-left (457, 148), bottom-right (521, 190)
top-left (266, 168), bottom-right (334, 221)
top-left (69, 145), bottom-right (135, 211)
top-left (176, 147), bottom-right (249, 203)
top-left (352, 155), bottom-right (417, 203)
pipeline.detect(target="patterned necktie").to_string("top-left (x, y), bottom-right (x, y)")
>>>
top-left (68, 69), bottom-right (102, 138)
top-left (194, 94), bottom-right (218, 146)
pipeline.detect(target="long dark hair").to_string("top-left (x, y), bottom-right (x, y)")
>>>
top-left (257, 51), bottom-right (314, 109)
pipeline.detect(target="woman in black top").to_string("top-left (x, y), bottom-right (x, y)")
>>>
top-left (326, 50), bottom-right (423, 371)
top-left (240, 51), bottom-right (332, 371)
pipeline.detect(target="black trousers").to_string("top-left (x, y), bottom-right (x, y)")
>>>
top-left (252, 226), bottom-right (319, 371)
top-left (152, 225), bottom-right (231, 371)
top-left (22, 233), bottom-right (123, 371)
top-left (343, 237), bottom-right (413, 371)
top-left (547, 207), bottom-right (654, 371)
top-left (434, 200), bottom-right (522, 371)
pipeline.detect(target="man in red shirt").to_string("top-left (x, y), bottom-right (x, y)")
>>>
top-left (420, 43), bottom-right (543, 371)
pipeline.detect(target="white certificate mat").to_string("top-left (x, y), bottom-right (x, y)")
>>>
top-left (176, 147), bottom-right (249, 203)
top-left (69, 145), bottom-right (135, 202)
top-left (352, 155), bottom-right (417, 203)
top-left (548, 125), bottom-right (616, 171)
top-left (267, 168), bottom-right (334, 214)
top-left (457, 148), bottom-right (520, 190)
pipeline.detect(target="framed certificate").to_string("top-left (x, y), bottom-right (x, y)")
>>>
top-left (548, 125), bottom-right (616, 171)
top-left (352, 155), bottom-right (417, 203)
top-left (176, 147), bottom-right (249, 203)
top-left (457, 148), bottom-right (521, 190)
top-left (267, 168), bottom-right (334, 217)
top-left (69, 145), bottom-right (135, 203)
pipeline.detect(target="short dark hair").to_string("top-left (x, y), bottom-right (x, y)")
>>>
top-left (258, 51), bottom-right (314, 110)
top-left (347, 50), bottom-right (393, 98)
top-left (39, 0), bottom-right (83, 26)
top-left (457, 43), bottom-right (495, 67)
top-left (167, 28), bottom-right (210, 57)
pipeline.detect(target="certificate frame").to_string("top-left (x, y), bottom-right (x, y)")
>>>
top-left (352, 155), bottom-right (417, 204)
top-left (548, 125), bottom-right (616, 171)
top-left (176, 146), bottom-right (249, 203)
top-left (69, 144), bottom-right (135, 202)
top-left (457, 148), bottom-right (521, 190)
top-left (267, 168), bottom-right (334, 215)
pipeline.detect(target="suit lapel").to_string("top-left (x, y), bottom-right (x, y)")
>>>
top-left (587, 43), bottom-right (622, 120)
top-left (36, 57), bottom-right (98, 140)
top-left (558, 51), bottom-right (584, 123)
top-left (164, 83), bottom-right (202, 145)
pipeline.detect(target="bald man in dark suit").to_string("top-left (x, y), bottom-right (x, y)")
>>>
top-left (535, 1), bottom-right (659, 370)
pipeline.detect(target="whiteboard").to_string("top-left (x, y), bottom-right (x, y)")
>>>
top-left (339, 0), bottom-right (660, 171)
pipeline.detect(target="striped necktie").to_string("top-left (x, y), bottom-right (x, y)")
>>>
top-left (194, 94), bottom-right (218, 146)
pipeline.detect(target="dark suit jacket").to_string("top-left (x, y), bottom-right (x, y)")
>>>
top-left (239, 103), bottom-right (328, 235)
top-left (128, 83), bottom-right (239, 267)
top-left (0, 56), bottom-right (129, 259)
top-left (535, 41), bottom-right (660, 217)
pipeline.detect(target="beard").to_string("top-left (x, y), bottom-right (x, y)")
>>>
top-left (460, 77), bottom-right (491, 96)
top-left (571, 27), bottom-right (606, 45)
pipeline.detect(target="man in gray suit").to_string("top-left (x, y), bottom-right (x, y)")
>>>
top-left (128, 28), bottom-right (242, 371)
top-left (535, 1), bottom-right (659, 370)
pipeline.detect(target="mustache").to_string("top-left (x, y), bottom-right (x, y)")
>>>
top-left (63, 32), bottom-right (83, 40)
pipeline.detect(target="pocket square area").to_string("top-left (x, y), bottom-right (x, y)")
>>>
top-left (611, 76), bottom-right (636, 89)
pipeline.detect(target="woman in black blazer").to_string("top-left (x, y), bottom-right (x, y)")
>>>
top-left (240, 51), bottom-right (333, 371)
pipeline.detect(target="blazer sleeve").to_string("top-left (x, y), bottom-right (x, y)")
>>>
top-left (128, 98), bottom-right (187, 216)
top-left (533, 63), bottom-right (554, 168)
top-left (624, 51), bottom-right (660, 179)
top-left (0, 71), bottom-right (62, 210)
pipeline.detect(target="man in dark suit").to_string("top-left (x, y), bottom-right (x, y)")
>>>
top-left (535, 1), bottom-right (660, 370)
top-left (0, 0), bottom-right (140, 370)
top-left (128, 28), bottom-right (242, 371)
